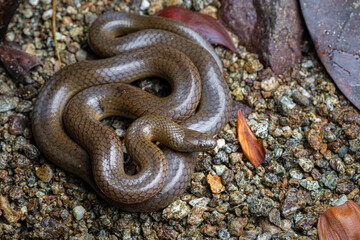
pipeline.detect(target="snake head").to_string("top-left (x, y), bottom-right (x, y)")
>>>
top-left (181, 129), bottom-right (216, 152)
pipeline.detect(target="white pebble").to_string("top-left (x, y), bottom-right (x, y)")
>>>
top-left (42, 9), bottom-right (53, 20)
top-left (140, 0), bottom-right (150, 10)
top-left (5, 32), bottom-right (15, 42)
top-left (214, 165), bottom-right (227, 176)
top-left (331, 195), bottom-right (348, 206)
top-left (29, 0), bottom-right (39, 6)
top-left (189, 197), bottom-right (210, 208)
top-left (213, 139), bottom-right (225, 153)
top-left (217, 139), bottom-right (225, 149)
top-left (55, 32), bottom-right (66, 41)
top-left (72, 206), bottom-right (86, 220)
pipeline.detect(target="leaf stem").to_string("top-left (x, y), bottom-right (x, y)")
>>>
top-left (52, 0), bottom-right (61, 66)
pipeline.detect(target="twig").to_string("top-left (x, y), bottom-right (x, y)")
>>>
top-left (52, 0), bottom-right (61, 66)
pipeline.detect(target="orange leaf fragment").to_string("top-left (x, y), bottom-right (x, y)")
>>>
top-left (318, 200), bottom-right (360, 240)
top-left (237, 110), bottom-right (266, 168)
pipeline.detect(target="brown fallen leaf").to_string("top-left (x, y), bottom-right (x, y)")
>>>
top-left (318, 200), bottom-right (360, 240)
top-left (156, 6), bottom-right (238, 53)
top-left (237, 110), bottom-right (266, 168)
top-left (0, 0), bottom-right (42, 83)
top-left (0, 44), bottom-right (42, 83)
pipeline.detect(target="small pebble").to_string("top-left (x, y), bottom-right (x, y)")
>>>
top-left (8, 115), bottom-right (26, 135)
top-left (0, 196), bottom-right (20, 223)
top-left (269, 208), bottom-right (281, 226)
top-left (0, 96), bottom-right (19, 112)
top-left (23, 8), bottom-right (33, 18)
top-left (278, 96), bottom-right (296, 114)
top-left (29, 0), bottom-right (39, 5)
top-left (331, 195), bottom-right (348, 206)
top-left (72, 205), bottom-right (86, 220)
top-left (5, 32), bottom-right (15, 42)
top-left (229, 217), bottom-right (248, 236)
top-left (213, 165), bottom-right (227, 176)
top-left (140, 0), bottom-right (150, 10)
top-left (213, 150), bottom-right (229, 164)
top-left (207, 173), bottom-right (225, 193)
top-left (300, 179), bottom-right (320, 191)
top-left (35, 164), bottom-right (53, 182)
top-left (200, 224), bottom-right (217, 237)
top-left (42, 9), bottom-right (53, 20)
top-left (75, 49), bottom-right (88, 61)
top-left (298, 158), bottom-right (314, 172)
top-left (189, 197), bottom-right (210, 208)
top-left (290, 169), bottom-right (303, 179)
top-left (245, 58), bottom-right (263, 74)
top-left (162, 200), bottom-right (191, 220)
top-left (261, 77), bottom-right (279, 92)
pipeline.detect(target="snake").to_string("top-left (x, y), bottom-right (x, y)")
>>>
top-left (32, 12), bottom-right (232, 212)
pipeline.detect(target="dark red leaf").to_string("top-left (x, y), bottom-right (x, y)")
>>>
top-left (300, 0), bottom-right (360, 110)
top-left (0, 0), bottom-right (22, 41)
top-left (218, 0), bottom-right (303, 75)
top-left (156, 6), bottom-right (238, 53)
top-left (0, 44), bottom-right (42, 83)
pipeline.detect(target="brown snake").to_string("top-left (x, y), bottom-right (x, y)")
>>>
top-left (32, 12), bottom-right (232, 211)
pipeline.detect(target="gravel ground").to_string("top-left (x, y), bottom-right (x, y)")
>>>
top-left (0, 0), bottom-right (359, 239)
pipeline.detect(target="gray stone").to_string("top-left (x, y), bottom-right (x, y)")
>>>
top-left (162, 200), bottom-right (190, 220)
top-left (300, 179), bottom-right (320, 191)
top-left (262, 173), bottom-right (278, 187)
top-left (189, 197), bottom-right (210, 208)
top-left (290, 169), bottom-right (303, 179)
top-left (331, 195), bottom-right (348, 206)
top-left (213, 151), bottom-right (229, 164)
top-left (0, 96), bottom-right (19, 112)
top-left (279, 96), bottom-right (296, 114)
top-left (349, 137), bottom-right (360, 152)
top-left (247, 192), bottom-right (274, 217)
top-left (298, 158), bottom-right (314, 172)
top-left (213, 165), bottom-right (227, 176)
top-left (321, 171), bottom-right (338, 190)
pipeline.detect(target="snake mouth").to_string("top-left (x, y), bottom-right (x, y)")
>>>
top-left (182, 130), bottom-right (217, 152)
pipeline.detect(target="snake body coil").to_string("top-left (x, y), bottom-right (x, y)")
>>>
top-left (32, 12), bottom-right (232, 211)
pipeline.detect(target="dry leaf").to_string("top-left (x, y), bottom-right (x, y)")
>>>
top-left (318, 200), bottom-right (360, 240)
top-left (0, 44), bottom-right (42, 83)
top-left (237, 110), bottom-right (266, 168)
top-left (156, 6), bottom-right (238, 53)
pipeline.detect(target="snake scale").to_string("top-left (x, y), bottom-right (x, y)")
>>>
top-left (32, 12), bottom-right (232, 212)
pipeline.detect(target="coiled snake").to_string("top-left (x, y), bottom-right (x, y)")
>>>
top-left (32, 12), bottom-right (232, 212)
